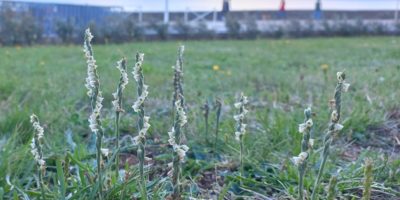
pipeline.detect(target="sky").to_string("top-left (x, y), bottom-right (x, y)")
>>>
top-left (10, 0), bottom-right (399, 11)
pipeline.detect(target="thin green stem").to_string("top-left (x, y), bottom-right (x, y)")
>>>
top-left (298, 108), bottom-right (312, 200)
top-left (38, 169), bottom-right (46, 200)
top-left (133, 53), bottom-right (148, 200)
top-left (115, 112), bottom-right (120, 179)
top-left (96, 130), bottom-right (103, 200)
top-left (214, 99), bottom-right (222, 156)
top-left (172, 112), bottom-right (182, 199)
top-left (240, 136), bottom-right (244, 178)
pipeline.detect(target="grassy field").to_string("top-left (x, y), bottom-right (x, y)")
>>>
top-left (0, 36), bottom-right (400, 199)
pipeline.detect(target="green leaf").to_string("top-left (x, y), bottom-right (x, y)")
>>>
top-left (0, 187), bottom-right (4, 200)
top-left (218, 182), bottom-right (232, 200)
top-left (56, 159), bottom-right (66, 200)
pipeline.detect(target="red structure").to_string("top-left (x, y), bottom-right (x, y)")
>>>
top-left (279, 0), bottom-right (286, 12)
top-left (278, 0), bottom-right (286, 19)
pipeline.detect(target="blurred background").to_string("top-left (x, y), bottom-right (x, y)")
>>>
top-left (0, 0), bottom-right (399, 45)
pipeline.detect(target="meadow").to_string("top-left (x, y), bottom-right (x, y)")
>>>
top-left (0, 36), bottom-right (400, 199)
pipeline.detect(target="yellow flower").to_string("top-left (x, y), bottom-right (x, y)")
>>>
top-left (321, 64), bottom-right (329, 71)
top-left (212, 65), bottom-right (220, 71)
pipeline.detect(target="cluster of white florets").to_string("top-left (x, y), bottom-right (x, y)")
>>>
top-left (337, 71), bottom-right (350, 93)
top-left (167, 98), bottom-right (189, 163)
top-left (31, 114), bottom-right (44, 140)
top-left (329, 72), bottom-right (350, 132)
top-left (234, 94), bottom-right (249, 141)
top-left (299, 118), bottom-right (313, 134)
top-left (168, 127), bottom-right (189, 163)
top-left (132, 53), bottom-right (144, 82)
top-left (88, 93), bottom-right (103, 133)
top-left (83, 28), bottom-right (104, 134)
top-left (292, 152), bottom-right (308, 166)
top-left (30, 114), bottom-right (46, 169)
top-left (83, 29), bottom-right (97, 97)
top-left (134, 116), bottom-right (151, 144)
top-left (112, 59), bottom-right (129, 111)
top-left (175, 100), bottom-right (187, 127)
top-left (132, 53), bottom-right (150, 112)
top-left (132, 85), bottom-right (149, 112)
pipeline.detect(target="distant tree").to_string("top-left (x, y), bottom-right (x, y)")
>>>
top-left (55, 18), bottom-right (75, 43)
top-left (101, 14), bottom-right (142, 43)
top-left (225, 14), bottom-right (241, 39)
top-left (150, 22), bottom-right (169, 40)
top-left (195, 20), bottom-right (215, 39)
top-left (244, 16), bottom-right (259, 39)
top-left (0, 5), bottom-right (18, 45)
top-left (0, 5), bottom-right (42, 45)
top-left (175, 20), bottom-right (192, 40)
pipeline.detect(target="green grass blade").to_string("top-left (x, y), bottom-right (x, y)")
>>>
top-left (56, 159), bottom-right (66, 200)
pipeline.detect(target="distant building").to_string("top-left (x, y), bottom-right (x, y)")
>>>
top-left (0, 0), bottom-right (123, 37)
top-left (220, 0), bottom-right (230, 20)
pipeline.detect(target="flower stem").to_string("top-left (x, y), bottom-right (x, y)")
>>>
top-left (298, 108), bottom-right (313, 200)
top-left (311, 72), bottom-right (348, 200)
top-left (327, 175), bottom-right (337, 200)
top-left (214, 99), bottom-right (222, 156)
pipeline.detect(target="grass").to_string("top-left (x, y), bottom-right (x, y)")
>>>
top-left (0, 36), bottom-right (400, 199)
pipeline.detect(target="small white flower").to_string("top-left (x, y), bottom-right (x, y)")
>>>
top-left (112, 99), bottom-right (119, 111)
top-left (30, 114), bottom-right (44, 140)
top-left (132, 53), bottom-right (145, 82)
top-left (306, 119), bottom-right (313, 127)
top-left (112, 59), bottom-right (129, 111)
top-left (38, 159), bottom-right (46, 166)
top-left (101, 148), bottom-right (110, 157)
top-left (175, 144), bottom-right (189, 163)
top-left (116, 59), bottom-right (129, 90)
top-left (138, 116), bottom-right (151, 137)
top-left (179, 45), bottom-right (185, 54)
top-left (298, 119), bottom-right (312, 133)
top-left (309, 138), bottom-right (315, 148)
top-left (132, 85), bottom-right (149, 112)
top-left (337, 71), bottom-right (344, 83)
top-left (88, 112), bottom-right (98, 133)
top-left (168, 127), bottom-right (176, 146)
top-left (342, 82), bottom-right (350, 92)
top-left (331, 110), bottom-right (338, 121)
top-left (235, 131), bottom-right (241, 141)
top-left (167, 162), bottom-right (173, 168)
top-left (234, 102), bottom-right (242, 109)
top-left (298, 123), bottom-right (307, 133)
top-left (85, 28), bottom-right (93, 41)
top-left (334, 123), bottom-right (344, 132)
top-left (234, 113), bottom-right (244, 121)
top-left (242, 95), bottom-right (249, 104)
top-left (291, 152), bottom-right (308, 166)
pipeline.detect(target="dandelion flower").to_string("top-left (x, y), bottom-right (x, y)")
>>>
top-left (321, 64), bottom-right (329, 71)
